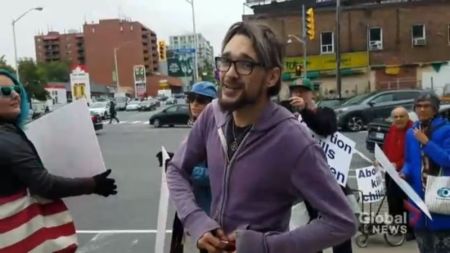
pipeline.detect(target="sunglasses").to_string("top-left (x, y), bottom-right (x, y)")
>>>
top-left (186, 94), bottom-right (212, 104)
top-left (0, 85), bottom-right (21, 97)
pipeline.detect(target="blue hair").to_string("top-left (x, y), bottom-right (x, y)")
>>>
top-left (0, 69), bottom-right (30, 128)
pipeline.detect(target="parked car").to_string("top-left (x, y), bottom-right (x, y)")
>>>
top-left (316, 98), bottom-right (347, 109)
top-left (334, 89), bottom-right (422, 131)
top-left (149, 104), bottom-right (190, 128)
top-left (165, 97), bottom-right (177, 105)
top-left (138, 99), bottom-right (159, 111)
top-left (89, 101), bottom-right (110, 119)
top-left (90, 111), bottom-right (103, 131)
top-left (126, 100), bottom-right (142, 111)
top-left (365, 104), bottom-right (450, 152)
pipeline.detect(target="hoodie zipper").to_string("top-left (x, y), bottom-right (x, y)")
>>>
top-left (217, 126), bottom-right (253, 226)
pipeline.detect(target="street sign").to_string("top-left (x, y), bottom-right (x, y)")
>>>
top-left (134, 65), bottom-right (147, 98)
top-left (70, 66), bottom-right (92, 103)
top-left (167, 50), bottom-right (194, 77)
top-left (173, 48), bottom-right (196, 54)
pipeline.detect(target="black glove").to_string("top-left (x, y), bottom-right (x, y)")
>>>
top-left (93, 169), bottom-right (117, 197)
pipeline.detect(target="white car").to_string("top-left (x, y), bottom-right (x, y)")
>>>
top-left (89, 101), bottom-right (110, 119)
top-left (126, 101), bottom-right (142, 111)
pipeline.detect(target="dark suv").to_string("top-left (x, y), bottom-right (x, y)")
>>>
top-left (334, 89), bottom-right (422, 131)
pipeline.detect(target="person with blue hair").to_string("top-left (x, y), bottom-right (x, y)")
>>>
top-left (0, 69), bottom-right (118, 250)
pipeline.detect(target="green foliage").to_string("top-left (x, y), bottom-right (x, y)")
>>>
top-left (18, 59), bottom-right (70, 101)
top-left (0, 55), bottom-right (15, 74)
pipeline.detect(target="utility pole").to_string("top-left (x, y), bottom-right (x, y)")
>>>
top-left (336, 0), bottom-right (342, 99)
top-left (302, 4), bottom-right (308, 77)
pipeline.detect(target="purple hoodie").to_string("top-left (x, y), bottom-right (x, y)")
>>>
top-left (166, 99), bottom-right (356, 253)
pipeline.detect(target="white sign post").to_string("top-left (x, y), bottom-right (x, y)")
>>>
top-left (70, 66), bottom-right (92, 104)
top-left (134, 65), bottom-right (147, 98)
top-left (155, 147), bottom-right (171, 253)
top-left (356, 166), bottom-right (385, 203)
top-left (317, 132), bottom-right (356, 186)
top-left (374, 144), bottom-right (432, 219)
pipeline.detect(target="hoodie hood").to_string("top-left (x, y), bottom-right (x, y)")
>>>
top-left (211, 99), bottom-right (295, 131)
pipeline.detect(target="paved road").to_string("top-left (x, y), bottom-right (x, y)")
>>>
top-left (68, 109), bottom-right (418, 253)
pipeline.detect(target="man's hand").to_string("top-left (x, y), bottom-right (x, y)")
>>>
top-left (197, 229), bottom-right (228, 253)
top-left (413, 128), bottom-right (429, 145)
top-left (289, 96), bottom-right (305, 110)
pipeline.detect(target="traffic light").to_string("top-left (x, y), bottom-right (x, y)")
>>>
top-left (306, 8), bottom-right (315, 40)
top-left (158, 41), bottom-right (166, 61)
top-left (295, 64), bottom-right (303, 77)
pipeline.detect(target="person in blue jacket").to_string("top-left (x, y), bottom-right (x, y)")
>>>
top-left (401, 92), bottom-right (450, 253)
top-left (168, 81), bottom-right (217, 253)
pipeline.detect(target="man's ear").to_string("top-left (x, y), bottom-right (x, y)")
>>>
top-left (265, 67), bottom-right (281, 90)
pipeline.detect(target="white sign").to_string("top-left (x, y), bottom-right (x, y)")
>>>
top-left (70, 66), bottom-right (92, 104)
top-left (155, 147), bottom-right (171, 253)
top-left (133, 65), bottom-right (147, 98)
top-left (317, 132), bottom-right (355, 186)
top-left (375, 144), bottom-right (432, 219)
top-left (25, 99), bottom-right (106, 178)
top-left (356, 166), bottom-right (385, 203)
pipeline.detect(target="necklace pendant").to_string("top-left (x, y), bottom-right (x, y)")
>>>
top-left (230, 140), bottom-right (239, 152)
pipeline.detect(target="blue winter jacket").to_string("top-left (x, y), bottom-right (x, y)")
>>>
top-left (402, 116), bottom-right (450, 231)
top-left (191, 162), bottom-right (212, 215)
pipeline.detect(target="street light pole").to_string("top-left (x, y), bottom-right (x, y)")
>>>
top-left (113, 48), bottom-right (120, 92)
top-left (287, 34), bottom-right (307, 76)
top-left (12, 7), bottom-right (43, 82)
top-left (336, 0), bottom-right (342, 99)
top-left (186, 0), bottom-right (199, 83)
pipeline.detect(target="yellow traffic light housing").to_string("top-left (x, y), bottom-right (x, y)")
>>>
top-left (158, 41), bottom-right (166, 61)
top-left (306, 8), bottom-right (315, 40)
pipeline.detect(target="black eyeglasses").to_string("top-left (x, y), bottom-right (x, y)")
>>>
top-left (186, 94), bottom-right (212, 105)
top-left (215, 56), bottom-right (264, 75)
top-left (0, 85), bottom-right (21, 97)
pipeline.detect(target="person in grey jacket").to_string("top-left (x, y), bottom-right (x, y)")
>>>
top-left (166, 22), bottom-right (356, 253)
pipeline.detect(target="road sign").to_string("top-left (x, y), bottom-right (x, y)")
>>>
top-left (173, 48), bottom-right (196, 54)
top-left (70, 66), bottom-right (91, 103)
top-left (134, 65), bottom-right (147, 98)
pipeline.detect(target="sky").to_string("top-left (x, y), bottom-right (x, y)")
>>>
top-left (0, 0), bottom-right (254, 66)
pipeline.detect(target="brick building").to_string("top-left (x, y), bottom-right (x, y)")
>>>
top-left (83, 19), bottom-right (159, 96)
top-left (35, 19), bottom-right (166, 97)
top-left (35, 31), bottom-right (85, 65)
top-left (244, 0), bottom-right (450, 97)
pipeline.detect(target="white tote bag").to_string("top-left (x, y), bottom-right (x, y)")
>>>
top-left (425, 173), bottom-right (450, 215)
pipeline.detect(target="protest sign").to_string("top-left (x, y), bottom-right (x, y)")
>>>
top-left (26, 99), bottom-right (106, 177)
top-left (155, 147), bottom-right (171, 253)
top-left (374, 144), bottom-right (432, 219)
top-left (317, 132), bottom-right (355, 186)
top-left (356, 166), bottom-right (385, 203)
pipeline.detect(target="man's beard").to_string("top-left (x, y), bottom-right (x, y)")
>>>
top-left (218, 82), bottom-right (263, 111)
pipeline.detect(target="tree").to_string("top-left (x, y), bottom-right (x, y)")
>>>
top-left (18, 59), bottom-right (70, 101)
top-left (18, 58), bottom-right (49, 101)
top-left (0, 55), bottom-right (15, 74)
top-left (198, 59), bottom-right (216, 83)
top-left (39, 61), bottom-right (70, 82)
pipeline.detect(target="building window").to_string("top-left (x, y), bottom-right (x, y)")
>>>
top-left (368, 27), bottom-right (383, 50)
top-left (130, 25), bottom-right (134, 31)
top-left (412, 24), bottom-right (425, 39)
top-left (91, 28), bottom-right (95, 33)
top-left (412, 24), bottom-right (426, 46)
top-left (320, 32), bottom-right (334, 54)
